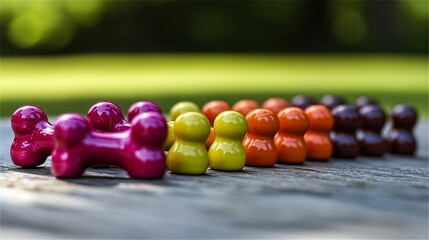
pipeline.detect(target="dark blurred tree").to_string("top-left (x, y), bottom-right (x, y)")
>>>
top-left (0, 0), bottom-right (427, 55)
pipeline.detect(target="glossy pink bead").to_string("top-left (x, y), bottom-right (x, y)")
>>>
top-left (87, 101), bottom-right (162, 132)
top-left (87, 101), bottom-right (129, 132)
top-left (52, 112), bottom-right (167, 179)
top-left (127, 101), bottom-right (162, 122)
top-left (10, 106), bottom-right (55, 167)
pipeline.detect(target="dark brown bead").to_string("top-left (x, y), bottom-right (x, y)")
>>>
top-left (330, 105), bottom-right (360, 158)
top-left (290, 95), bottom-right (315, 109)
top-left (386, 104), bottom-right (417, 155)
top-left (359, 105), bottom-right (386, 132)
top-left (320, 94), bottom-right (347, 110)
top-left (356, 105), bottom-right (386, 156)
top-left (355, 96), bottom-right (379, 110)
top-left (391, 104), bottom-right (417, 130)
top-left (332, 105), bottom-right (360, 131)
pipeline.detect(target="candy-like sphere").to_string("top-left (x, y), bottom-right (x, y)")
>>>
top-left (262, 97), bottom-right (289, 115)
top-left (169, 101), bottom-right (201, 121)
top-left (232, 99), bottom-right (260, 117)
top-left (202, 100), bottom-right (231, 126)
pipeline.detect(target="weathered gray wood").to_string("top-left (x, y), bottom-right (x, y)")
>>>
top-left (1, 119), bottom-right (428, 239)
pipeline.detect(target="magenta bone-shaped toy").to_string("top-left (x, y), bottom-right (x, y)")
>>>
top-left (87, 101), bottom-right (162, 132)
top-left (10, 101), bottom-right (163, 168)
top-left (51, 112), bottom-right (167, 179)
top-left (11, 106), bottom-right (55, 167)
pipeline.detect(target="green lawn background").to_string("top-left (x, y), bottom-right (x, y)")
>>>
top-left (1, 54), bottom-right (427, 117)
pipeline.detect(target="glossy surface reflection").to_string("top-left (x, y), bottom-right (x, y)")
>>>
top-left (202, 100), bottom-right (231, 150)
top-left (87, 101), bottom-right (162, 132)
top-left (356, 105), bottom-right (386, 156)
top-left (275, 107), bottom-right (309, 164)
top-left (10, 105), bottom-right (55, 167)
top-left (87, 101), bottom-right (129, 132)
top-left (304, 105), bottom-right (333, 160)
top-left (209, 111), bottom-right (247, 171)
top-left (163, 121), bottom-right (176, 151)
top-left (167, 112), bottom-right (210, 175)
top-left (330, 105), bottom-right (360, 158)
top-left (243, 109), bottom-right (279, 167)
top-left (202, 100), bottom-right (231, 126)
top-left (127, 101), bottom-right (162, 122)
top-left (52, 112), bottom-right (168, 179)
top-left (386, 104), bottom-right (417, 155)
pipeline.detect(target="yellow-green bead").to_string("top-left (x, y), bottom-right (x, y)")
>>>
top-left (163, 121), bottom-right (175, 151)
top-left (209, 111), bottom-right (247, 171)
top-left (167, 112), bottom-right (210, 175)
top-left (169, 101), bottom-right (201, 121)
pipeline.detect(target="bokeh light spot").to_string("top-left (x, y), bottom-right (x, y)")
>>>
top-left (404, 0), bottom-right (428, 19)
top-left (7, 8), bottom-right (75, 50)
top-left (7, 12), bottom-right (46, 49)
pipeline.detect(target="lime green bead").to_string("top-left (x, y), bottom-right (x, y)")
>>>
top-left (167, 112), bottom-right (210, 175)
top-left (208, 111), bottom-right (247, 171)
top-left (169, 101), bottom-right (201, 121)
top-left (163, 121), bottom-right (175, 151)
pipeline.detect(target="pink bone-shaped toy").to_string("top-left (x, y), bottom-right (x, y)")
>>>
top-left (10, 101), bottom-right (162, 168)
top-left (51, 112), bottom-right (167, 179)
top-left (87, 101), bottom-right (162, 132)
top-left (10, 106), bottom-right (54, 167)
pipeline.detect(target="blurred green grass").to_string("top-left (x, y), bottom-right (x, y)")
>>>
top-left (1, 54), bottom-right (427, 117)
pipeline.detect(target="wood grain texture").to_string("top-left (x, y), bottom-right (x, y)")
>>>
top-left (1, 119), bottom-right (428, 239)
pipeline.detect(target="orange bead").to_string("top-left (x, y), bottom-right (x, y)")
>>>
top-left (232, 99), bottom-right (260, 117)
top-left (262, 97), bottom-right (289, 115)
top-left (304, 105), bottom-right (333, 160)
top-left (243, 109), bottom-right (279, 167)
top-left (205, 127), bottom-right (215, 150)
top-left (274, 107), bottom-right (309, 164)
top-left (202, 100), bottom-right (231, 126)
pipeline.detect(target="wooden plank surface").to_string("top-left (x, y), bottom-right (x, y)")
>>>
top-left (1, 118), bottom-right (428, 239)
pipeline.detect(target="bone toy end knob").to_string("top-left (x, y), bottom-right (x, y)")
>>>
top-left (10, 105), bottom-right (54, 167)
